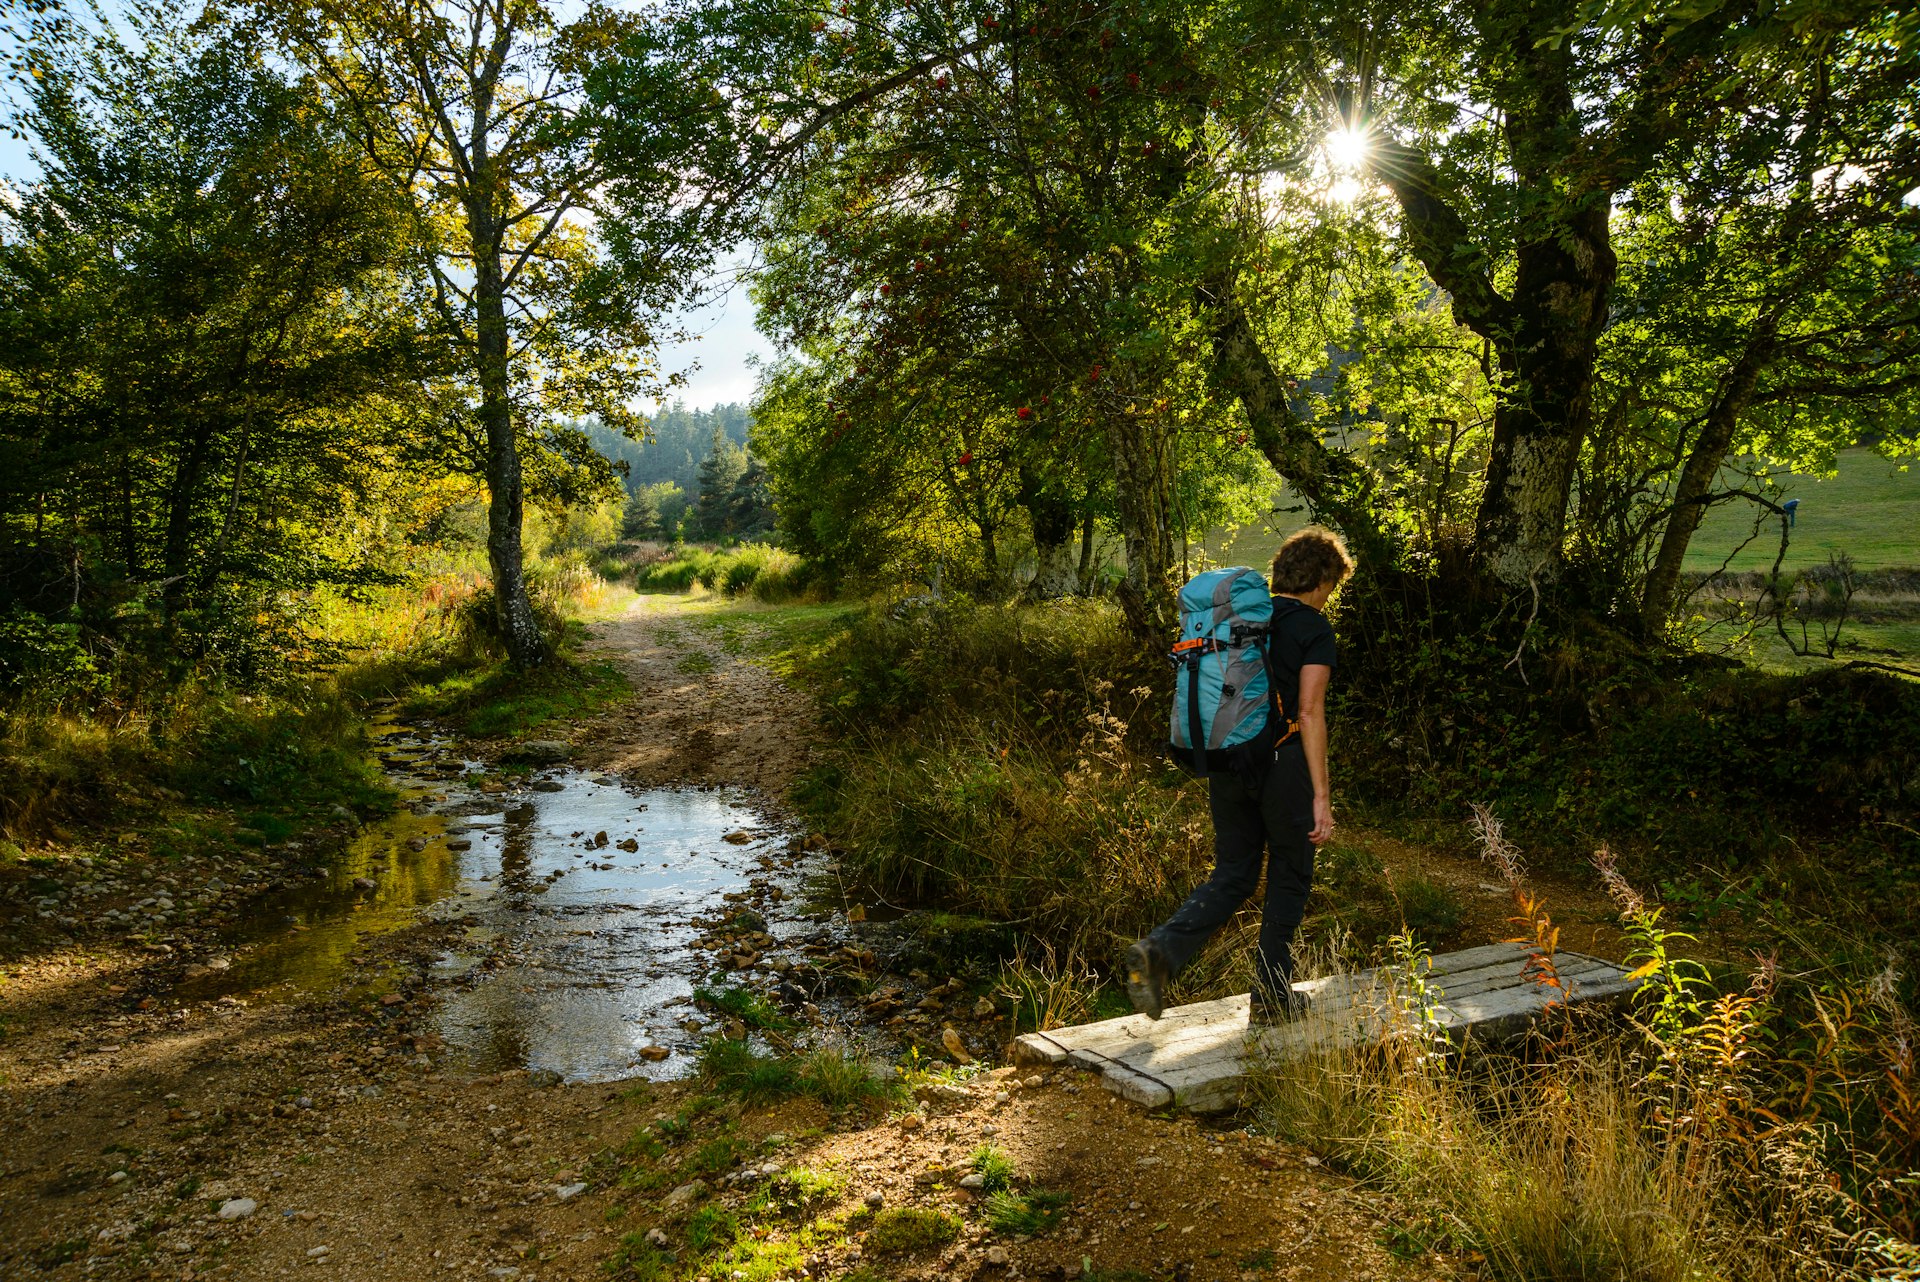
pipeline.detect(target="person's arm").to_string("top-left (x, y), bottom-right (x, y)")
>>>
top-left (1297, 663), bottom-right (1334, 844)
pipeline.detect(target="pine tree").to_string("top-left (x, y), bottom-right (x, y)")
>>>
top-left (691, 428), bottom-right (748, 539)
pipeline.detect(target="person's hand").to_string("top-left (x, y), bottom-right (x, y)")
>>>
top-left (1310, 795), bottom-right (1334, 845)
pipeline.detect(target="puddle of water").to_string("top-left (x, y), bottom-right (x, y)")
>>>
top-left (183, 716), bottom-right (801, 1083)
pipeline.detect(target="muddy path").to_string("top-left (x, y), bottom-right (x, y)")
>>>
top-left (1, 596), bottom-right (1441, 1282)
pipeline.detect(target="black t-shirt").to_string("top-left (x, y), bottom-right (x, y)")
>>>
top-left (1268, 595), bottom-right (1337, 726)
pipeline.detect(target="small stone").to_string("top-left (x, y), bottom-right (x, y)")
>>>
top-left (307, 1246), bottom-right (330, 1259)
top-left (987, 1245), bottom-right (1011, 1265)
top-left (941, 1028), bottom-right (972, 1064)
top-left (864, 1191), bottom-right (885, 1210)
top-left (644, 1228), bottom-right (670, 1247)
top-left (637, 1046), bottom-right (671, 1062)
top-left (663, 1179), bottom-right (708, 1209)
top-left (531, 780), bottom-right (566, 793)
top-left (616, 838), bottom-right (639, 852)
top-left (380, 993), bottom-right (405, 1006)
top-left (108, 1170), bottom-right (129, 1184)
top-left (898, 1112), bottom-right (924, 1132)
top-left (1022, 1075), bottom-right (1045, 1089)
top-left (973, 997), bottom-right (997, 1018)
top-left (555, 1181), bottom-right (589, 1202)
top-left (723, 830), bottom-right (753, 844)
top-left (351, 877), bottom-right (377, 892)
top-left (218, 1198), bottom-right (258, 1220)
top-left (959, 1174), bottom-right (985, 1190)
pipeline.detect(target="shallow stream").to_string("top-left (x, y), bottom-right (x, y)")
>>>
top-left (179, 716), bottom-right (815, 1082)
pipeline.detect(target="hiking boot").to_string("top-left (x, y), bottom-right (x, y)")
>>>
top-left (1248, 985), bottom-right (1311, 1026)
top-left (1123, 938), bottom-right (1171, 1020)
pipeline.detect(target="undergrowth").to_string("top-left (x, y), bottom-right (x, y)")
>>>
top-left (1251, 821), bottom-right (1920, 1279)
top-left (631, 543), bottom-right (817, 602)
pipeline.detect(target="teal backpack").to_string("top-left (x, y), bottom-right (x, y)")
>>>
top-left (1166, 567), bottom-right (1295, 776)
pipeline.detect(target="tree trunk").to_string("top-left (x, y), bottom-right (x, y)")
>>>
top-left (1472, 199), bottom-right (1616, 587)
top-left (1639, 315), bottom-right (1781, 631)
top-left (1203, 283), bottom-right (1392, 568)
top-left (1020, 464), bottom-right (1078, 600)
top-left (1105, 416), bottom-right (1175, 638)
top-left (1075, 485), bottom-right (1096, 593)
top-left (472, 214), bottom-right (547, 670)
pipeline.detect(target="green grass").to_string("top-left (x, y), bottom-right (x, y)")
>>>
top-left (399, 651), bottom-right (628, 739)
top-left (983, 1188), bottom-right (1072, 1236)
top-left (968, 1144), bottom-right (1016, 1192)
top-left (865, 1207), bottom-right (960, 1253)
top-left (692, 984), bottom-right (795, 1032)
top-left (1685, 447), bottom-right (1920, 575)
top-left (696, 1038), bottom-right (901, 1111)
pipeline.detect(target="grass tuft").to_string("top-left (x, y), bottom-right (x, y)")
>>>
top-left (865, 1207), bottom-right (960, 1254)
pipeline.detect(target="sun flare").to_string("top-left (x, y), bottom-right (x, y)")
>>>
top-left (1325, 126), bottom-right (1370, 173)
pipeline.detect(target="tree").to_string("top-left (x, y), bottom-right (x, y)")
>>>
top-left (269, 0), bottom-right (719, 667)
top-left (1293, 0), bottom-right (1920, 591)
top-left (690, 427), bottom-right (748, 540)
top-left (0, 4), bottom-right (429, 682)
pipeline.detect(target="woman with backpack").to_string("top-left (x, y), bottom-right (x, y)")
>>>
top-left (1124, 526), bottom-right (1354, 1023)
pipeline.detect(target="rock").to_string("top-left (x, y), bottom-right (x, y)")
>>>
top-left (405, 837), bottom-right (428, 852)
top-left (987, 1245), bottom-right (1011, 1265)
top-left (531, 780), bottom-right (566, 793)
top-left (380, 993), bottom-right (405, 1006)
top-left (645, 1228), bottom-right (670, 1247)
top-left (723, 830), bottom-right (753, 844)
top-left (959, 1174), bottom-right (986, 1190)
top-left (941, 1028), bottom-right (973, 1064)
top-left (528, 1068), bottom-right (564, 1087)
top-left (555, 1182), bottom-right (589, 1202)
top-left (592, 776), bottom-right (618, 787)
top-left (351, 877), bottom-right (377, 892)
top-left (1022, 1074), bottom-right (1045, 1089)
top-left (637, 1046), bottom-right (671, 1062)
top-left (864, 1191), bottom-right (885, 1210)
top-left (447, 839), bottom-right (472, 851)
top-left (508, 740), bottom-right (571, 765)
top-left (485, 1267), bottom-right (519, 1279)
top-left (616, 838), bottom-right (639, 852)
top-left (973, 997), bottom-right (997, 1018)
top-left (217, 1198), bottom-right (258, 1220)
top-left (663, 1179), bottom-right (708, 1210)
top-left (108, 1170), bottom-right (129, 1184)
top-left (307, 1246), bottom-right (331, 1259)
top-left (898, 1112), bottom-right (924, 1132)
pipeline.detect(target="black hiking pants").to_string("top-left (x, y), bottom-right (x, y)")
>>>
top-left (1148, 739), bottom-right (1315, 999)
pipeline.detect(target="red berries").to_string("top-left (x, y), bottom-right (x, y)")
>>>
top-left (1016, 406), bottom-right (1033, 420)
top-left (958, 451), bottom-right (974, 465)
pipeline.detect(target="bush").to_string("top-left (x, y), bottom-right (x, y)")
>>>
top-left (631, 543), bottom-right (819, 602)
top-left (790, 597), bottom-right (1201, 961)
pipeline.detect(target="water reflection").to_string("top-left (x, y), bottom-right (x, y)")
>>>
top-left (182, 716), bottom-right (793, 1083)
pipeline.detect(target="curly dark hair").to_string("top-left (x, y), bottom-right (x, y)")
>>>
top-left (1268, 526), bottom-right (1354, 595)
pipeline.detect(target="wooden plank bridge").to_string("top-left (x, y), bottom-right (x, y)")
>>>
top-left (1013, 942), bottom-right (1639, 1113)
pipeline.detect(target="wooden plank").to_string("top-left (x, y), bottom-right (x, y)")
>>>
top-left (1050, 944), bottom-right (1638, 1115)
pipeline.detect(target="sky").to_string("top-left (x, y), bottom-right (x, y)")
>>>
top-left (649, 250), bottom-right (777, 413)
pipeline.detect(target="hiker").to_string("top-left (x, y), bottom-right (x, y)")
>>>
top-left (1125, 526), bottom-right (1354, 1023)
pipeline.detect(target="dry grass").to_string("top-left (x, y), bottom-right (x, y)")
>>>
top-left (1248, 844), bottom-right (1920, 1282)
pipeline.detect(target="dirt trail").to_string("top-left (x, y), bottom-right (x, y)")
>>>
top-left (2, 597), bottom-right (1441, 1282)
top-left (575, 596), bottom-right (816, 796)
